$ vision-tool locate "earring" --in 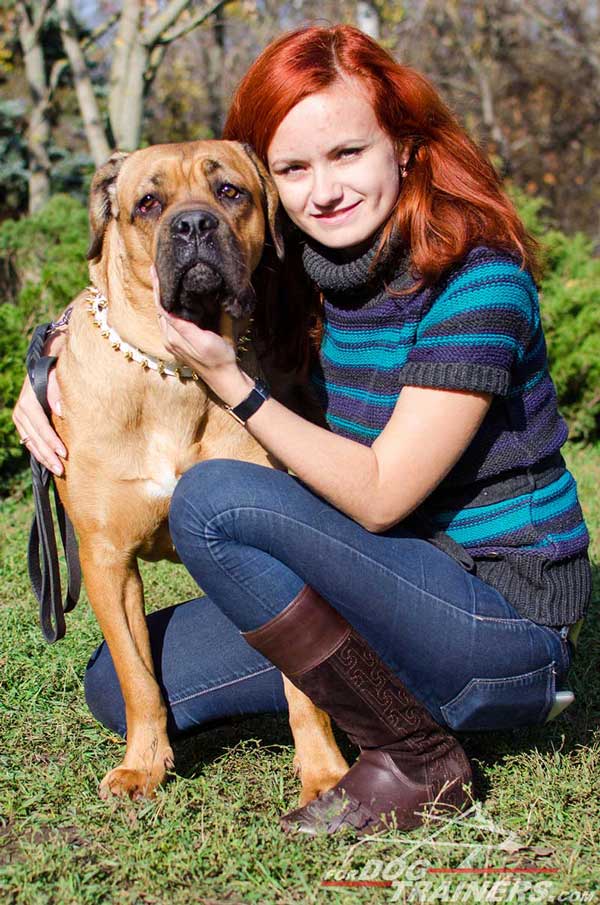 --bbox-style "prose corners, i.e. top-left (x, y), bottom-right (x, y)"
top-left (400, 165), bottom-right (408, 178)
